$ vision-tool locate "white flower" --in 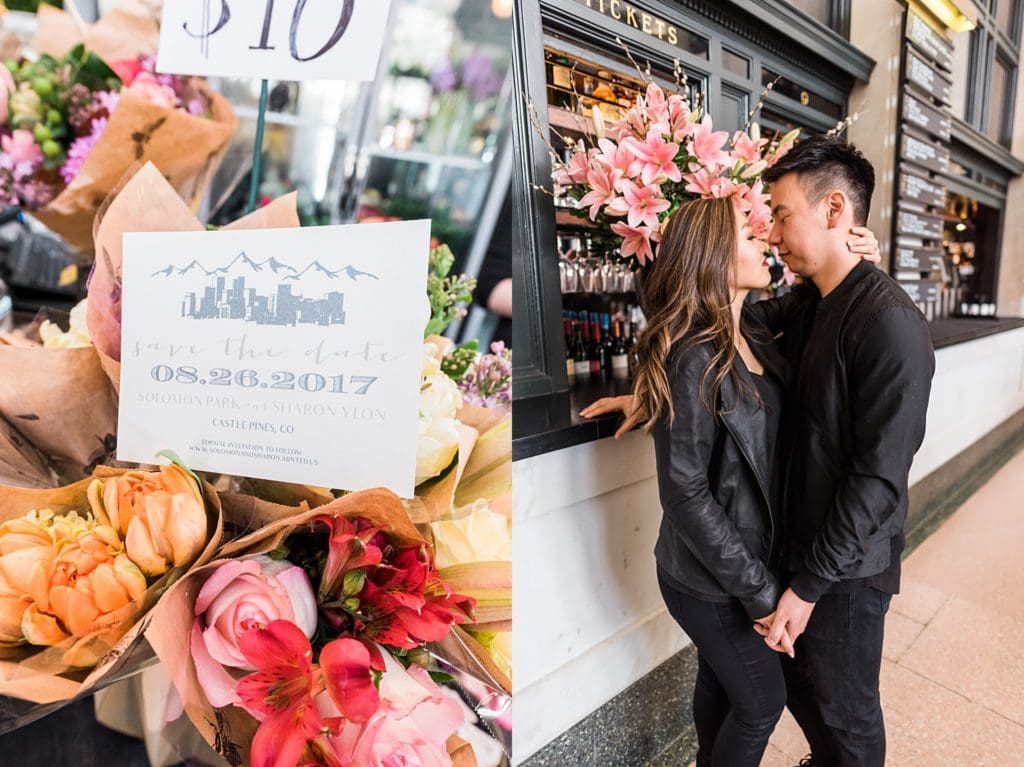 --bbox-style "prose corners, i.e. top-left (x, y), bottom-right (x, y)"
top-left (430, 499), bottom-right (511, 569)
top-left (416, 341), bottom-right (462, 485)
top-left (39, 298), bottom-right (91, 349)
